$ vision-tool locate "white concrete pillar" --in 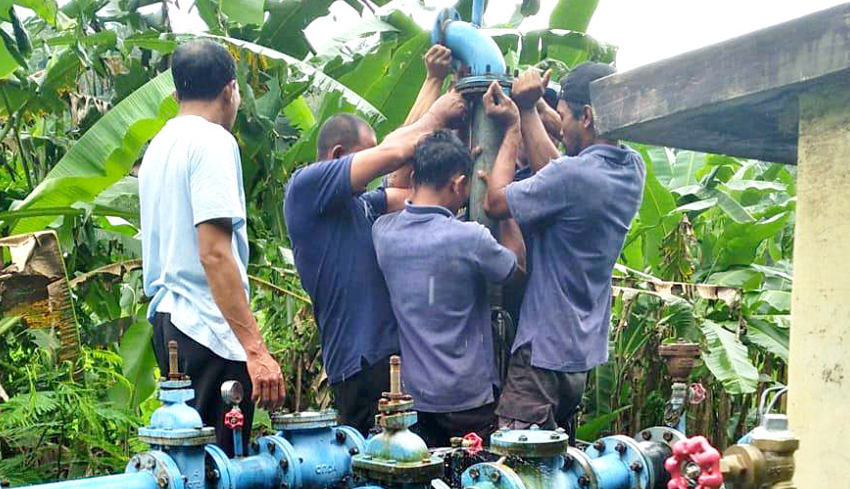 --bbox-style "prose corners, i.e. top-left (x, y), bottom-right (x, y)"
top-left (789, 82), bottom-right (850, 485)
